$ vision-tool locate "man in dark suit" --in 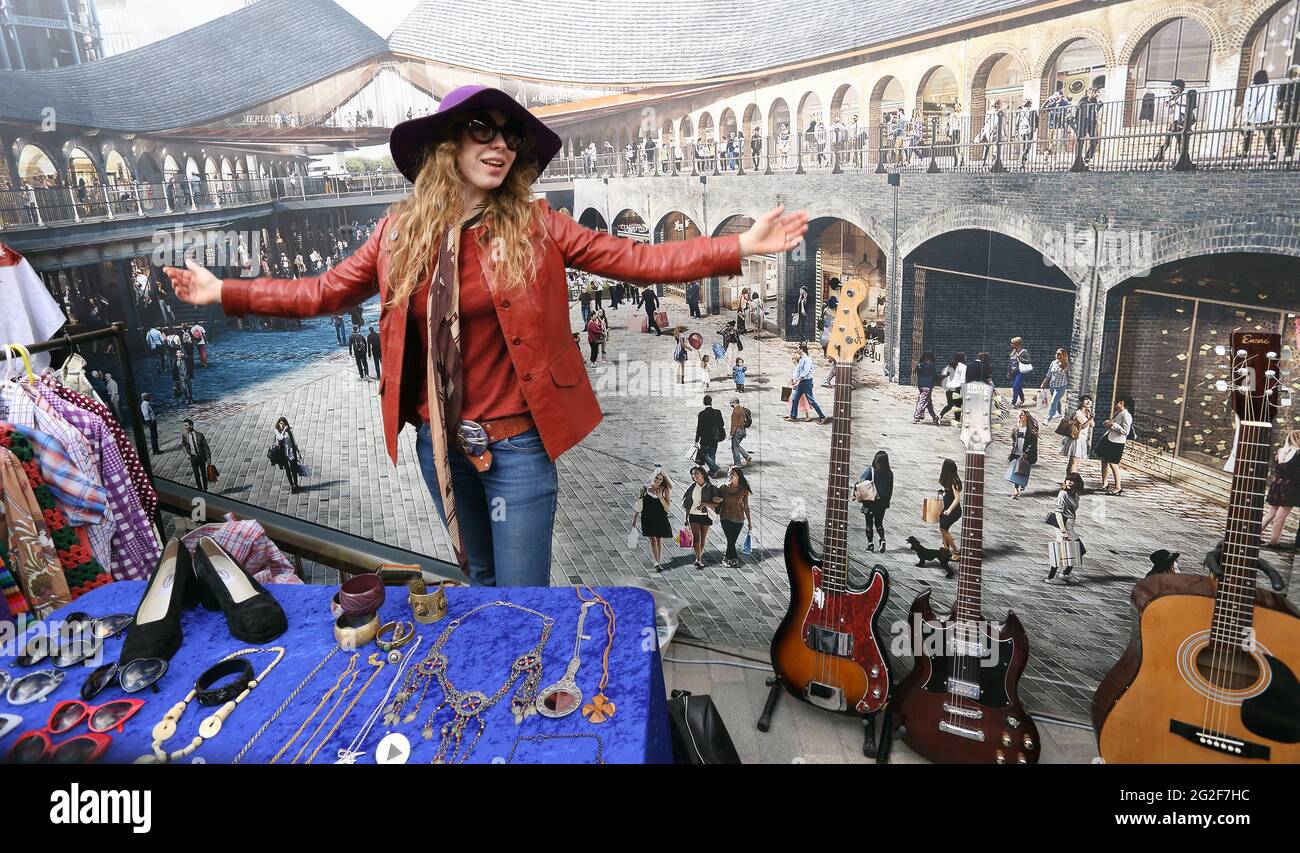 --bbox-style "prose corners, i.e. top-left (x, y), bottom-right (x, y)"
top-left (181, 418), bottom-right (211, 491)
top-left (642, 286), bottom-right (662, 335)
top-left (350, 324), bottom-right (370, 379)
top-left (686, 280), bottom-right (702, 319)
top-left (367, 323), bottom-right (382, 380)
top-left (695, 395), bottom-right (726, 478)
